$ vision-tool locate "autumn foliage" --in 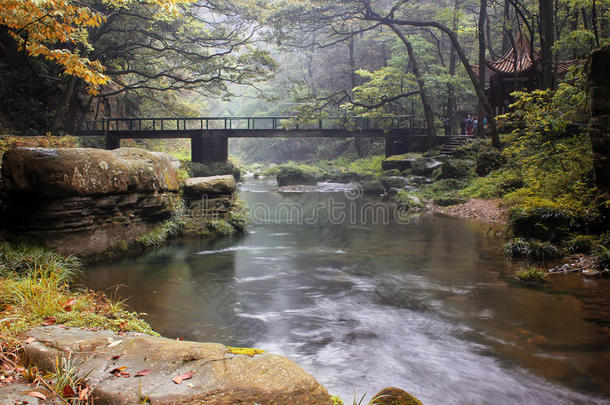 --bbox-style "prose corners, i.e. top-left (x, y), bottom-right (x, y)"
top-left (0, 0), bottom-right (193, 93)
